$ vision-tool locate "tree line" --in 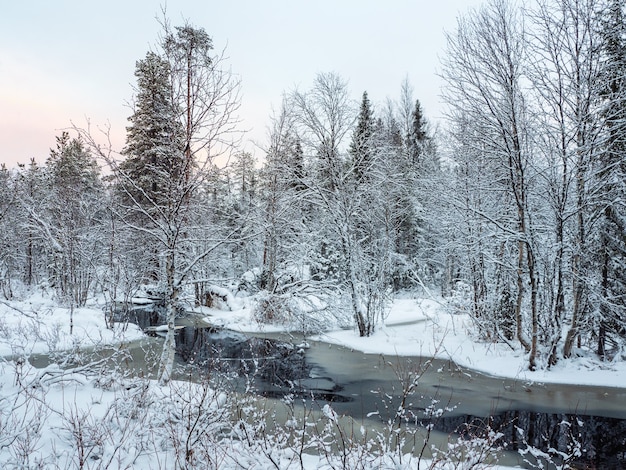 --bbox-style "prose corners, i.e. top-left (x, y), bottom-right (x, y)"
top-left (1, 0), bottom-right (626, 379)
top-left (442, 0), bottom-right (626, 369)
